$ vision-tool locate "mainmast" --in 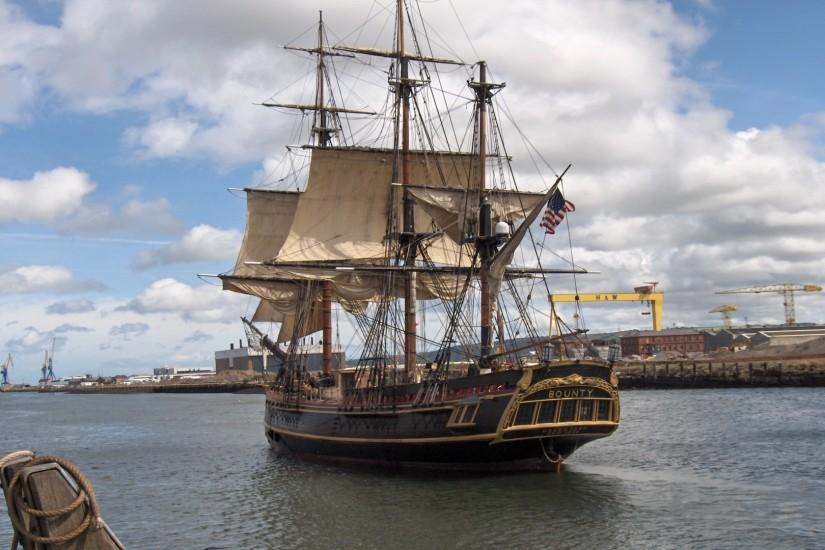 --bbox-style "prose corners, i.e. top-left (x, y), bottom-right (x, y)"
top-left (325, 1), bottom-right (463, 378)
top-left (398, 0), bottom-right (417, 378)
